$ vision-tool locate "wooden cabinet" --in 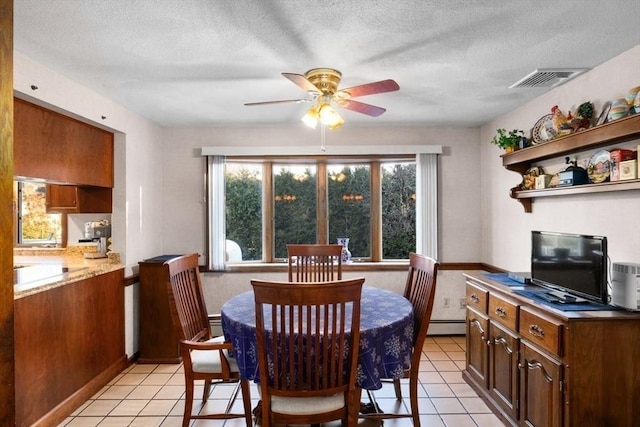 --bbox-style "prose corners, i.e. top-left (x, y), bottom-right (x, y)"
top-left (46, 184), bottom-right (112, 213)
top-left (502, 114), bottom-right (640, 212)
top-left (465, 306), bottom-right (489, 388)
top-left (14, 98), bottom-right (114, 187)
top-left (489, 321), bottom-right (519, 421)
top-left (14, 269), bottom-right (126, 426)
top-left (138, 254), bottom-right (187, 364)
top-left (463, 272), bottom-right (640, 427)
top-left (519, 341), bottom-right (563, 427)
